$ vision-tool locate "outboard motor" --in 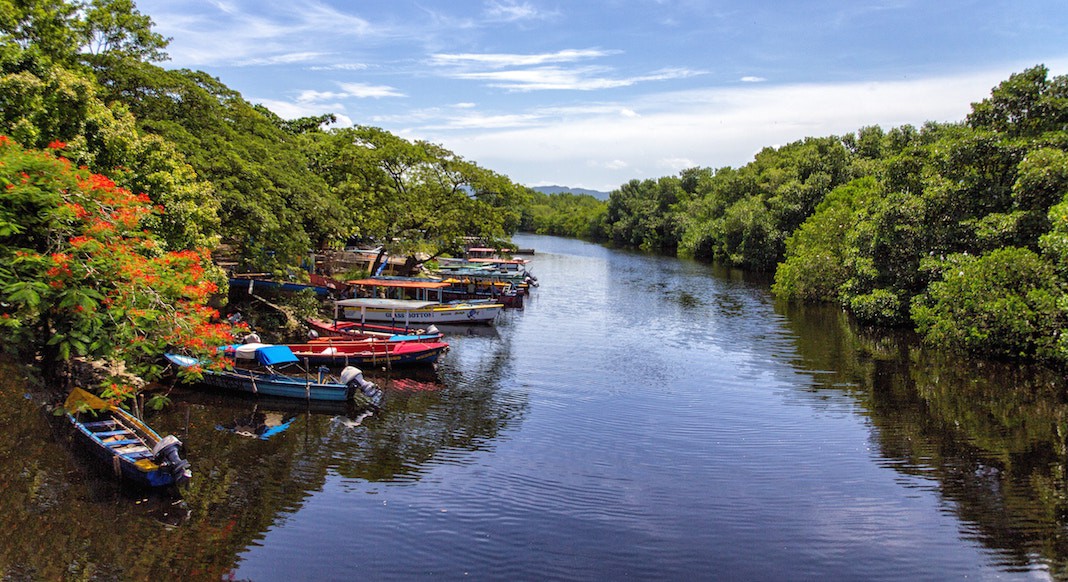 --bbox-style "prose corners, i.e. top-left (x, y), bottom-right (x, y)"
top-left (340, 366), bottom-right (383, 406)
top-left (152, 435), bottom-right (192, 487)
